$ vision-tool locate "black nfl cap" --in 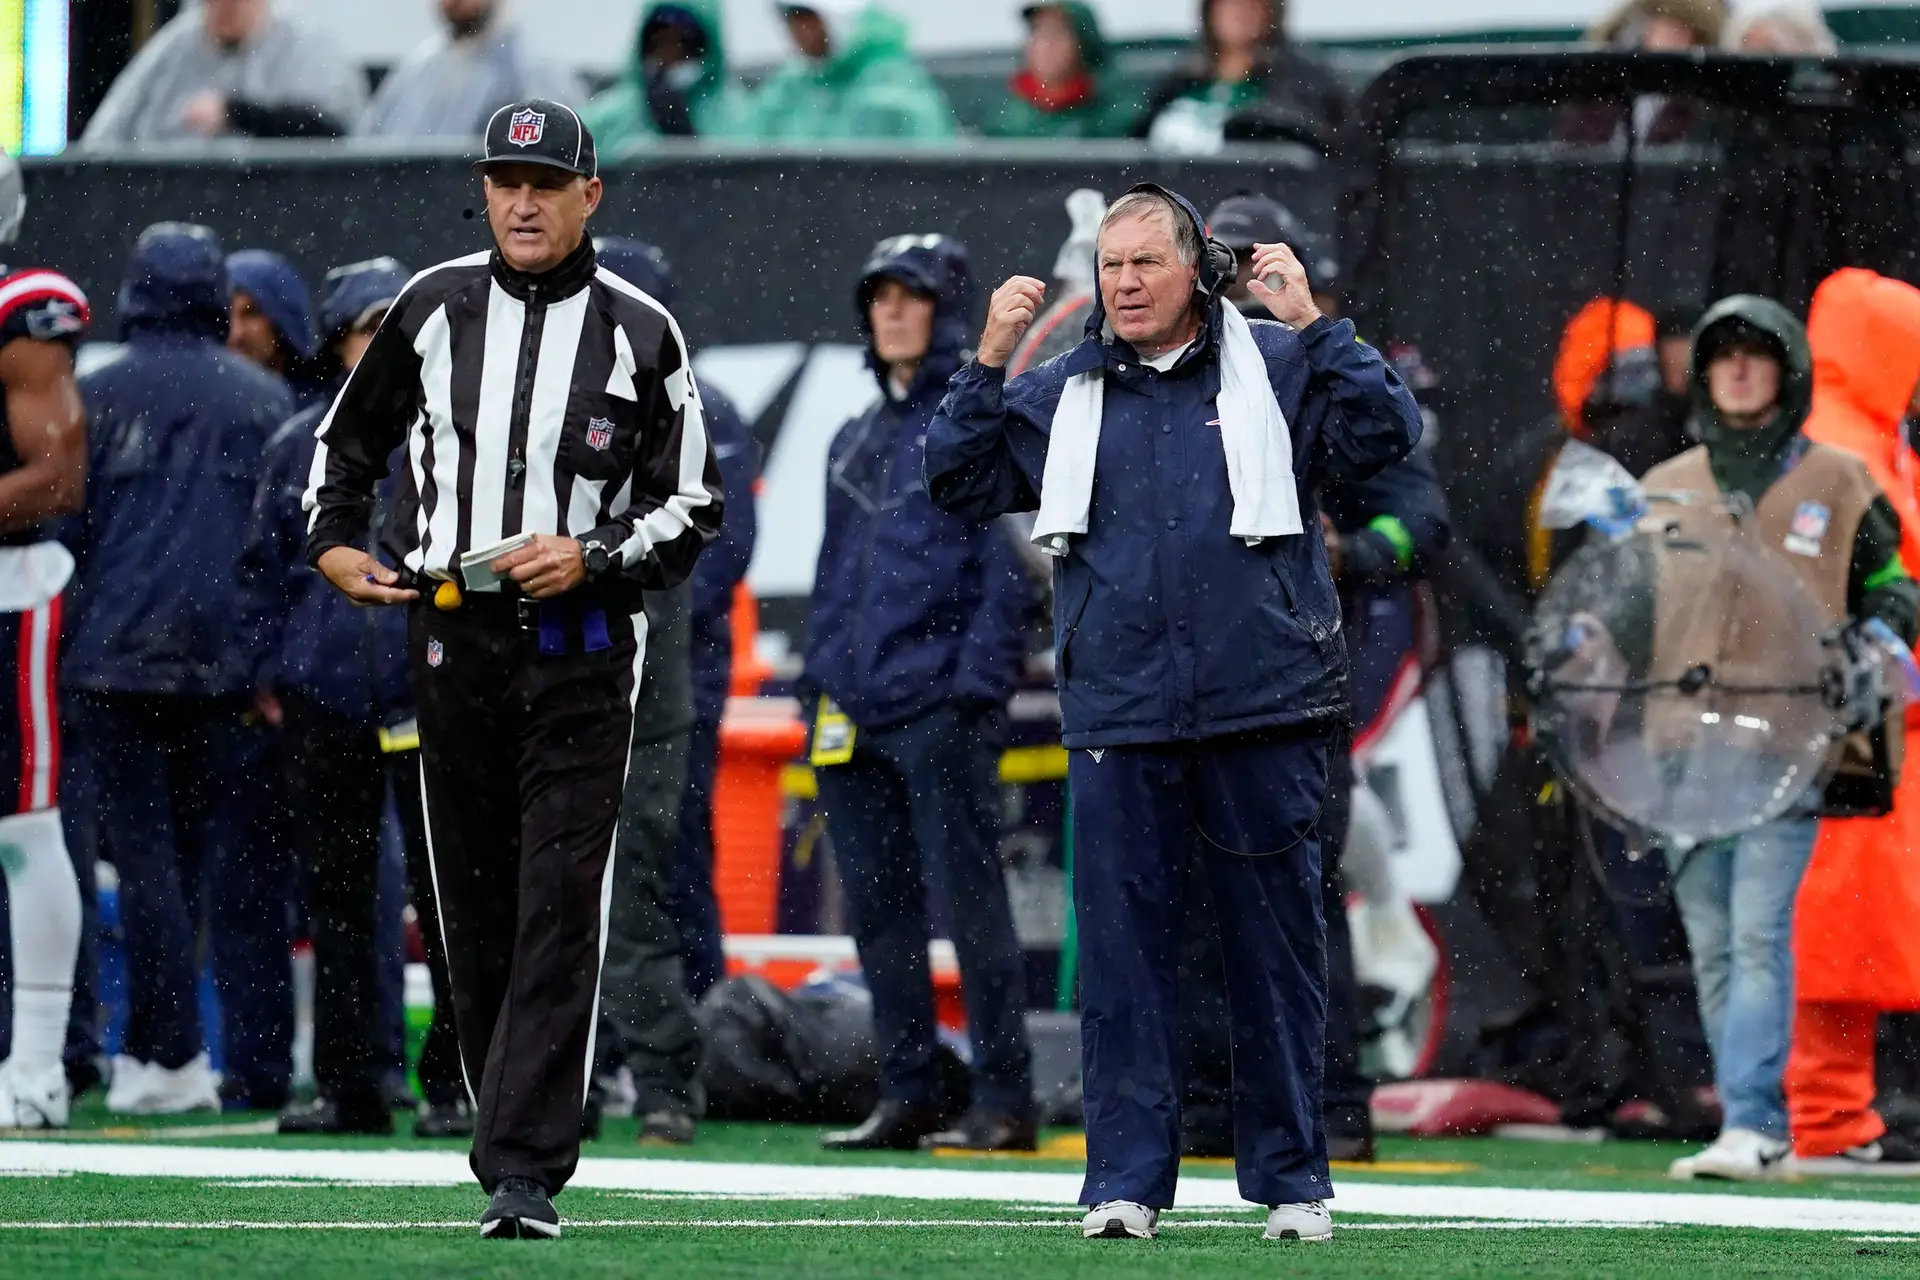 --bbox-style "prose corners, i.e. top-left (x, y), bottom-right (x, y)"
top-left (476, 98), bottom-right (597, 178)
